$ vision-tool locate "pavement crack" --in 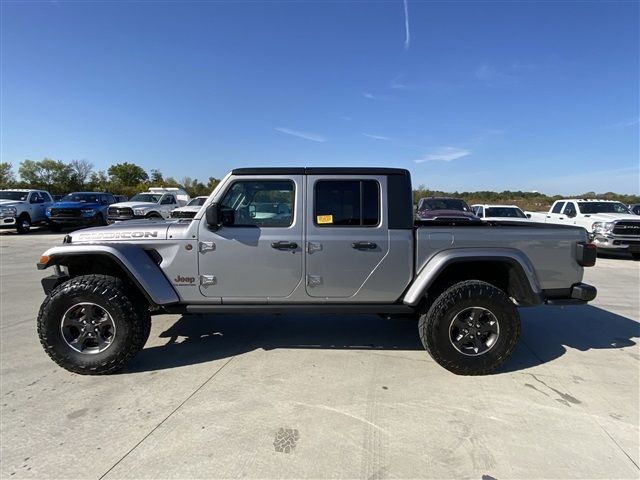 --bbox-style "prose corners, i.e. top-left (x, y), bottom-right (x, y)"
top-left (98, 356), bottom-right (236, 479)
